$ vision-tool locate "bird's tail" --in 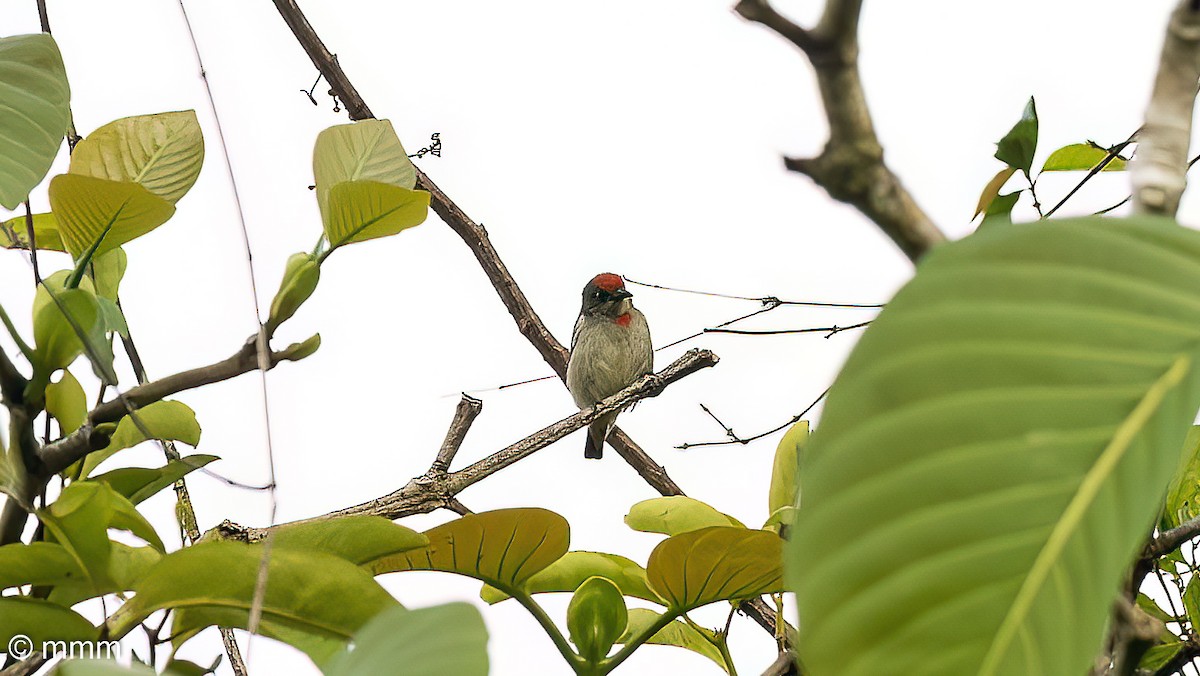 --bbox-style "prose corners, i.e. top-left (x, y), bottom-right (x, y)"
top-left (584, 417), bottom-right (613, 460)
